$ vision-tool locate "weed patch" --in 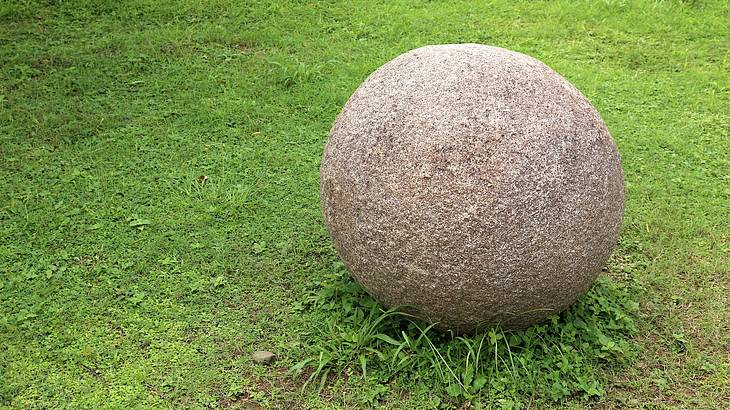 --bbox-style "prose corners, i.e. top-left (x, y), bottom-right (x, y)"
top-left (293, 262), bottom-right (640, 407)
